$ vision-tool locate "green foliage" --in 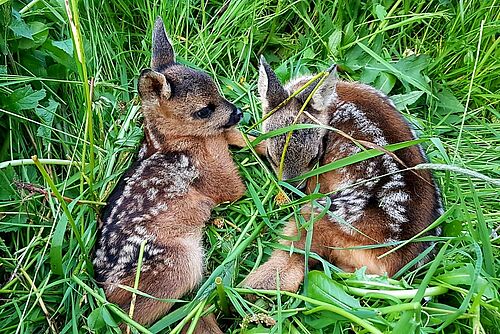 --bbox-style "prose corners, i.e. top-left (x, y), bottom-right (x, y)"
top-left (0, 0), bottom-right (499, 333)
